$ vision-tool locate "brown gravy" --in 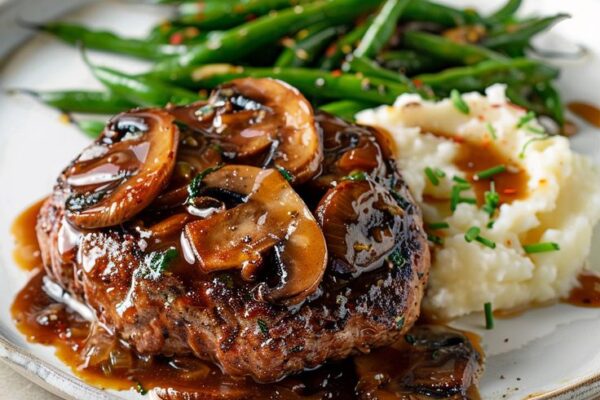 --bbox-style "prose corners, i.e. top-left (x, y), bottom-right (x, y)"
top-left (10, 201), bottom-right (482, 399)
top-left (568, 102), bottom-right (600, 128)
top-left (565, 273), bottom-right (600, 308)
top-left (454, 140), bottom-right (528, 206)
